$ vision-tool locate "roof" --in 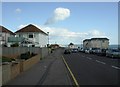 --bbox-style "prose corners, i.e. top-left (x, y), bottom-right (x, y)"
top-left (68, 43), bottom-right (74, 46)
top-left (83, 39), bottom-right (91, 42)
top-left (83, 38), bottom-right (109, 42)
top-left (0, 26), bottom-right (15, 35)
top-left (15, 24), bottom-right (48, 35)
top-left (91, 38), bottom-right (109, 40)
top-left (50, 44), bottom-right (59, 47)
